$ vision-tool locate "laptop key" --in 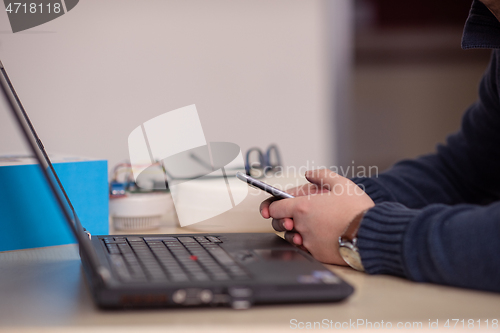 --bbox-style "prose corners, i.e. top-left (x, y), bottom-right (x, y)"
top-left (118, 244), bottom-right (133, 253)
top-left (193, 274), bottom-right (210, 281)
top-left (105, 239), bottom-right (127, 244)
top-left (171, 274), bottom-right (190, 282)
top-left (207, 248), bottom-right (236, 265)
top-left (109, 254), bottom-right (132, 280)
top-left (178, 237), bottom-right (197, 243)
top-left (195, 236), bottom-right (210, 243)
top-left (201, 243), bottom-right (219, 249)
top-left (126, 237), bottom-right (143, 242)
top-left (106, 246), bottom-right (121, 254)
top-left (213, 273), bottom-right (230, 281)
top-left (207, 236), bottom-right (222, 243)
top-left (144, 237), bottom-right (176, 242)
